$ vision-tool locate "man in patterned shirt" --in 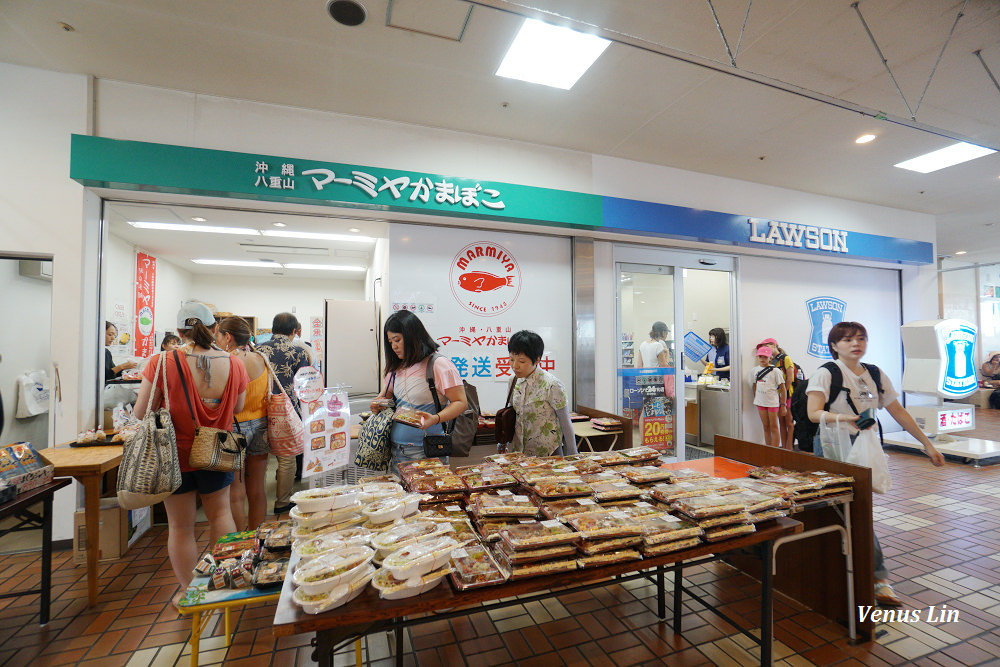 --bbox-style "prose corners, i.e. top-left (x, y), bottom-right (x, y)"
top-left (258, 312), bottom-right (312, 514)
